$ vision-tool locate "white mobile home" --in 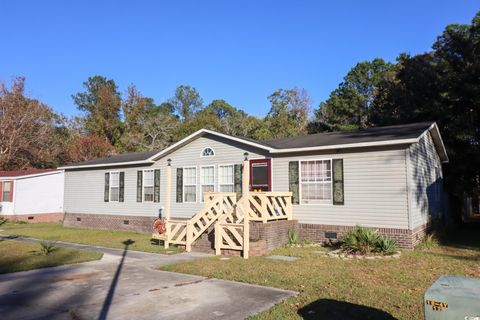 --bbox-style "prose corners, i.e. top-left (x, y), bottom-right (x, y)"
top-left (0, 169), bottom-right (64, 222)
